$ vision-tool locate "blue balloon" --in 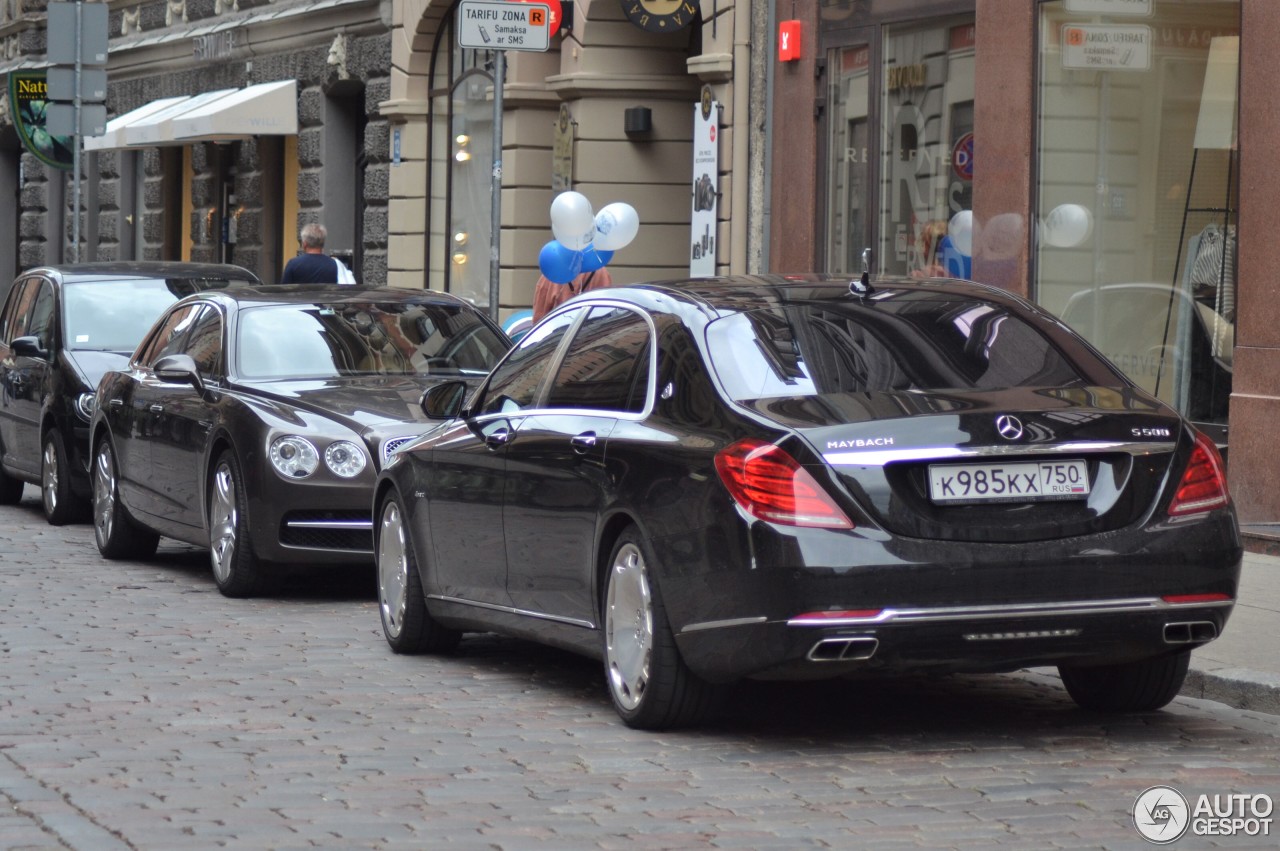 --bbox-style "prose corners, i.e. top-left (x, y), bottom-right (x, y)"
top-left (580, 246), bottom-right (614, 273)
top-left (538, 240), bottom-right (583, 284)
